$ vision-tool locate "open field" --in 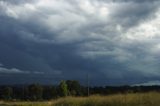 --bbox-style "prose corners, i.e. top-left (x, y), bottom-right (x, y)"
top-left (0, 92), bottom-right (160, 106)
